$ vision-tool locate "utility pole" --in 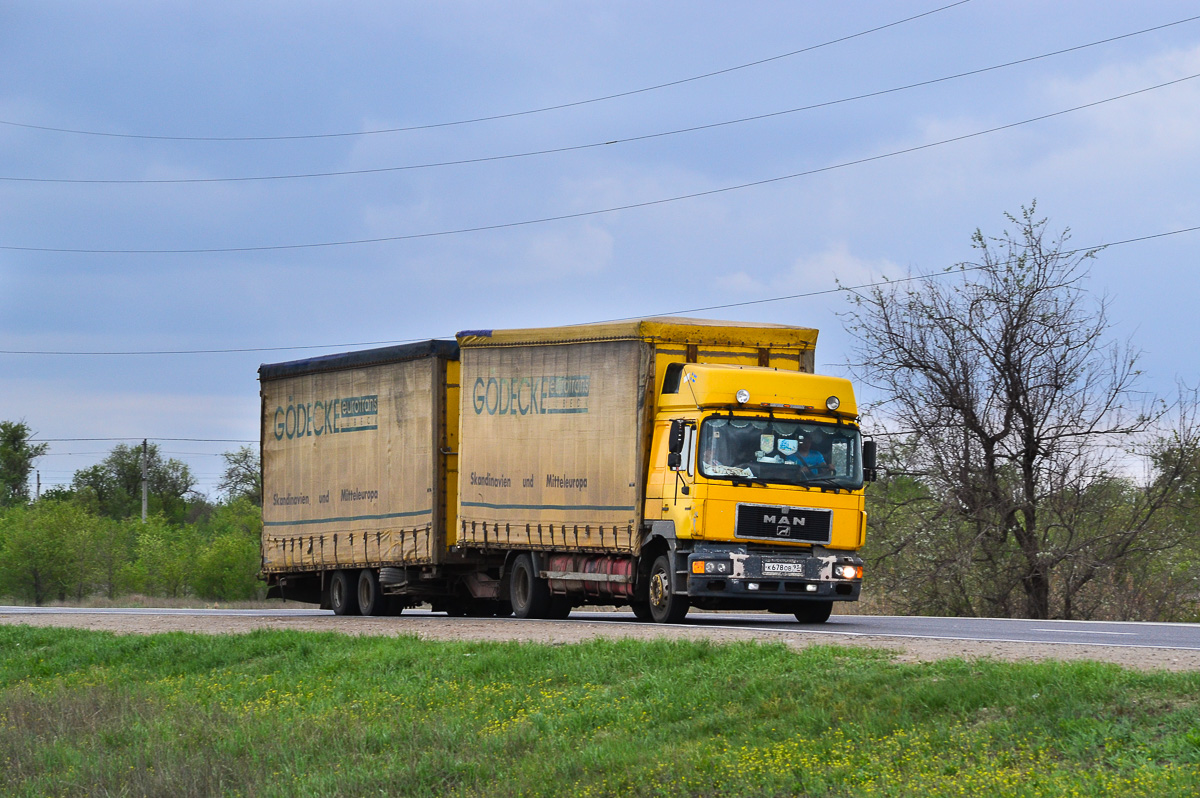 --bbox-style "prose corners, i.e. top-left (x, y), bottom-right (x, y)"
top-left (36, 471), bottom-right (40, 501)
top-left (141, 439), bottom-right (148, 523)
